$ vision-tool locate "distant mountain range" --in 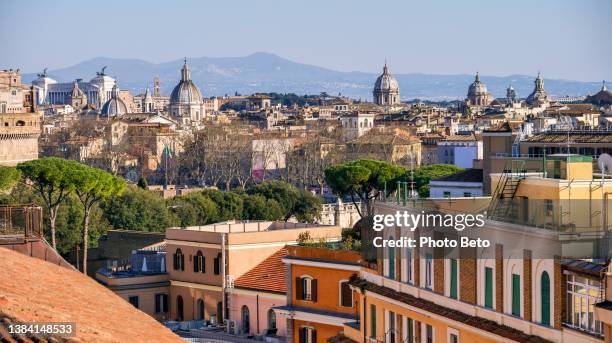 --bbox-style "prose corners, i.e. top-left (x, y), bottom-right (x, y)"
top-left (21, 52), bottom-right (605, 101)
